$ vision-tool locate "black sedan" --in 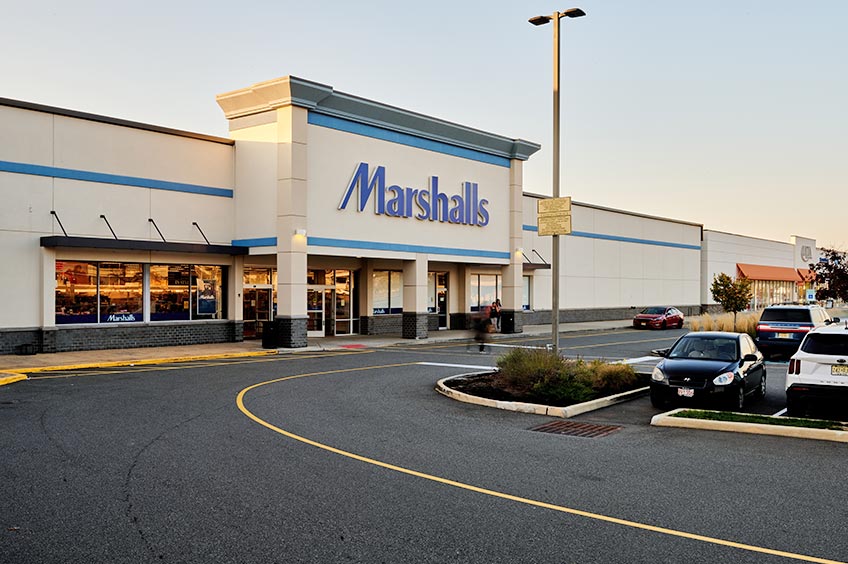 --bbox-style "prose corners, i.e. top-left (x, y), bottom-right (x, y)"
top-left (650, 331), bottom-right (767, 410)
